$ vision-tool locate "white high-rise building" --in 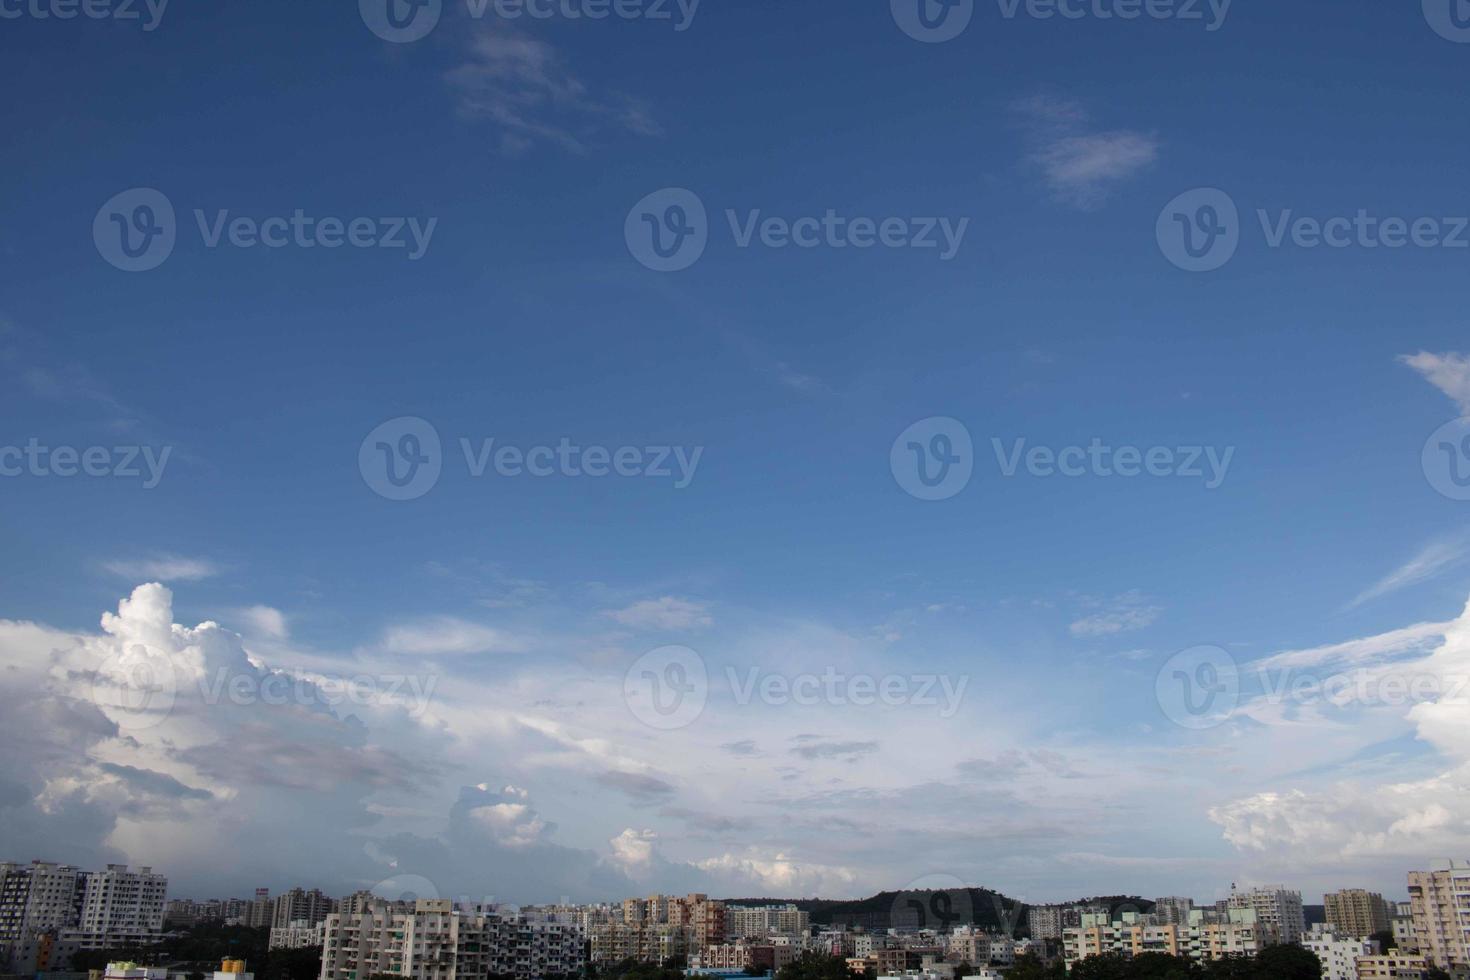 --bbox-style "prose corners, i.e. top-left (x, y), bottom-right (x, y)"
top-left (1304, 926), bottom-right (1378, 980)
top-left (65, 865), bottom-right (167, 950)
top-left (321, 899), bottom-right (585, 980)
top-left (1226, 885), bottom-right (1304, 945)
